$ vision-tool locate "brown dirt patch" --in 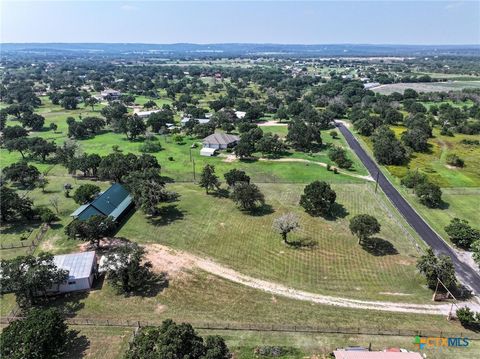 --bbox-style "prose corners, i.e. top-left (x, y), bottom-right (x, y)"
top-left (144, 244), bottom-right (196, 279)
